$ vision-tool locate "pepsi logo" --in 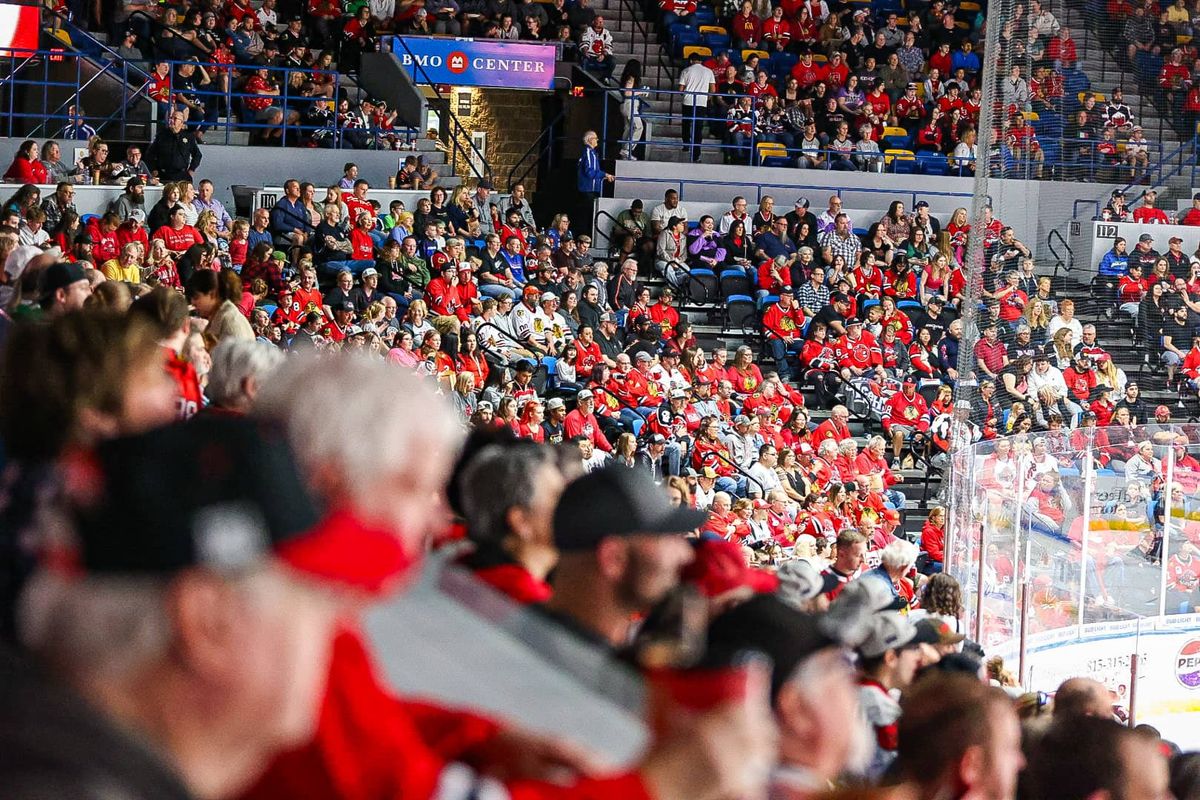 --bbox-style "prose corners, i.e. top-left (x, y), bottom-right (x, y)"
top-left (1176, 639), bottom-right (1200, 688)
top-left (447, 52), bottom-right (469, 74)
